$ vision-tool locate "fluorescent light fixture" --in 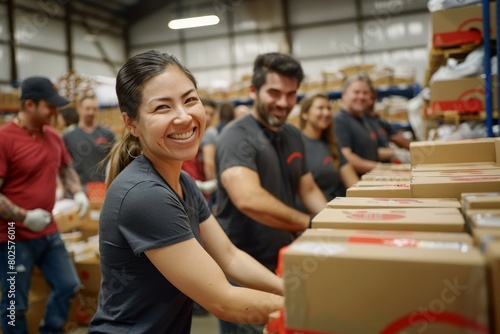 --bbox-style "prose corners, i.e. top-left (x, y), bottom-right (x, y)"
top-left (168, 15), bottom-right (220, 30)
